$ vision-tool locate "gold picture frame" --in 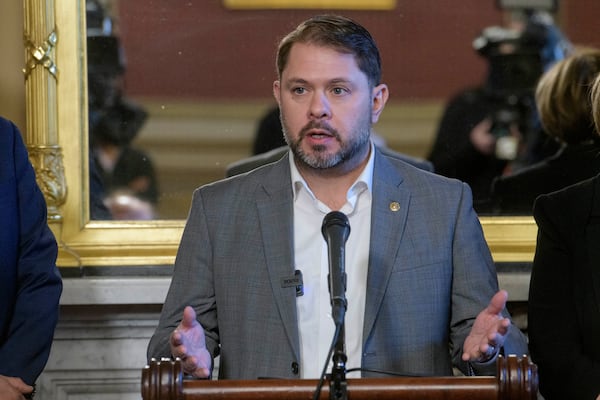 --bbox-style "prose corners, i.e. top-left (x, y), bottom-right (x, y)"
top-left (223, 0), bottom-right (397, 10)
top-left (24, 0), bottom-right (537, 267)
